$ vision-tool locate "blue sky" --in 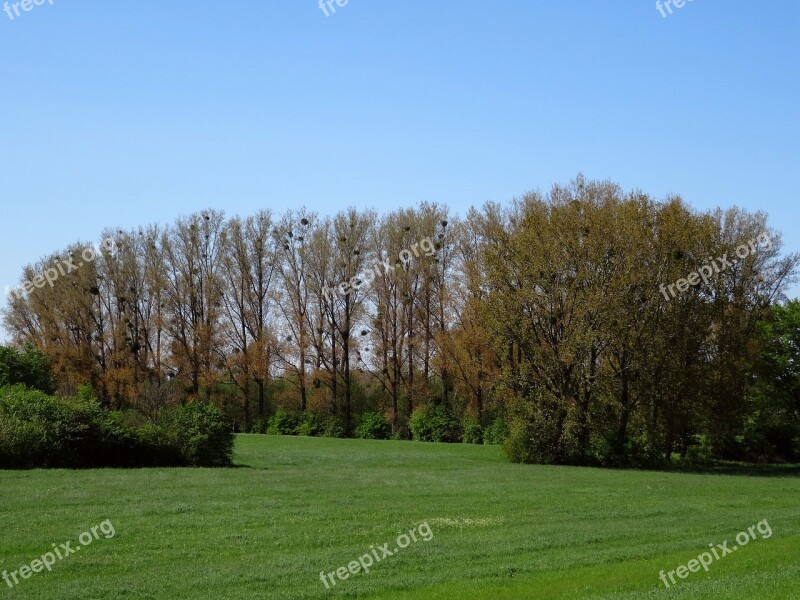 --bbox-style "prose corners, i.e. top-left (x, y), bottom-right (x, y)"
top-left (1, 0), bottom-right (799, 339)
